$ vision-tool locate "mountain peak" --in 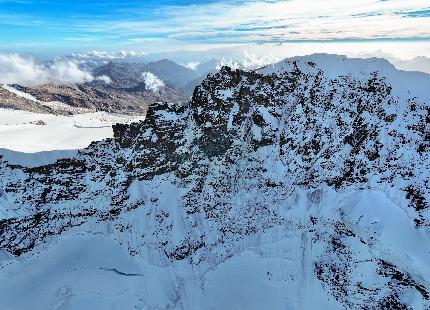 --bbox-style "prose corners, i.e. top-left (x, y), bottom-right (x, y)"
top-left (1, 55), bottom-right (430, 309)
top-left (259, 53), bottom-right (396, 76)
